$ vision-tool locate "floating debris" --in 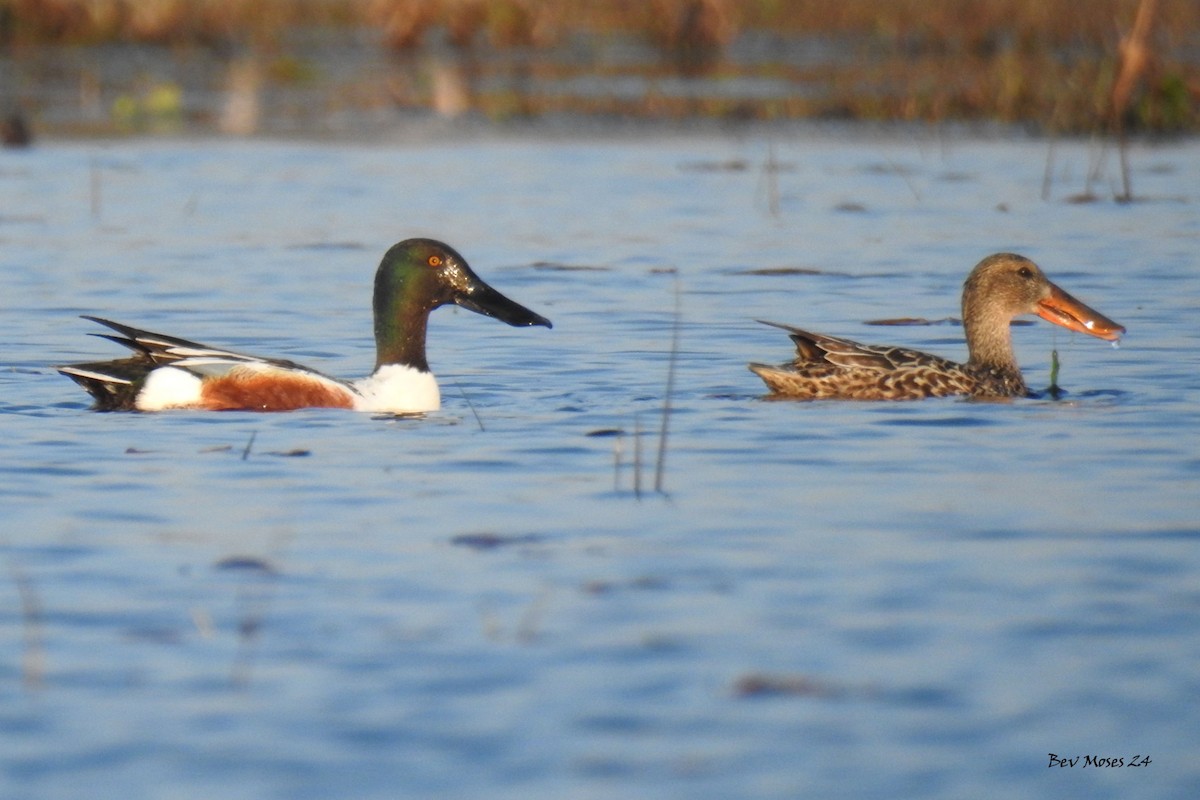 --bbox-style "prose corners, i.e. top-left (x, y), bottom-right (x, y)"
top-left (450, 532), bottom-right (544, 551)
top-left (678, 159), bottom-right (750, 172)
top-left (733, 672), bottom-right (847, 699)
top-left (214, 556), bottom-right (277, 574)
top-left (733, 267), bottom-right (826, 276)
top-left (582, 575), bottom-right (670, 595)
